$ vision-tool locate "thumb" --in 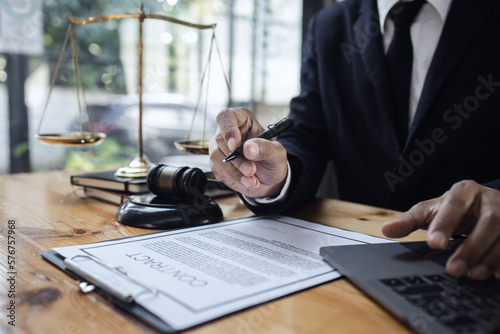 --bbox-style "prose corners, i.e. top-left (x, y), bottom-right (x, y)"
top-left (382, 200), bottom-right (437, 238)
top-left (243, 138), bottom-right (287, 163)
